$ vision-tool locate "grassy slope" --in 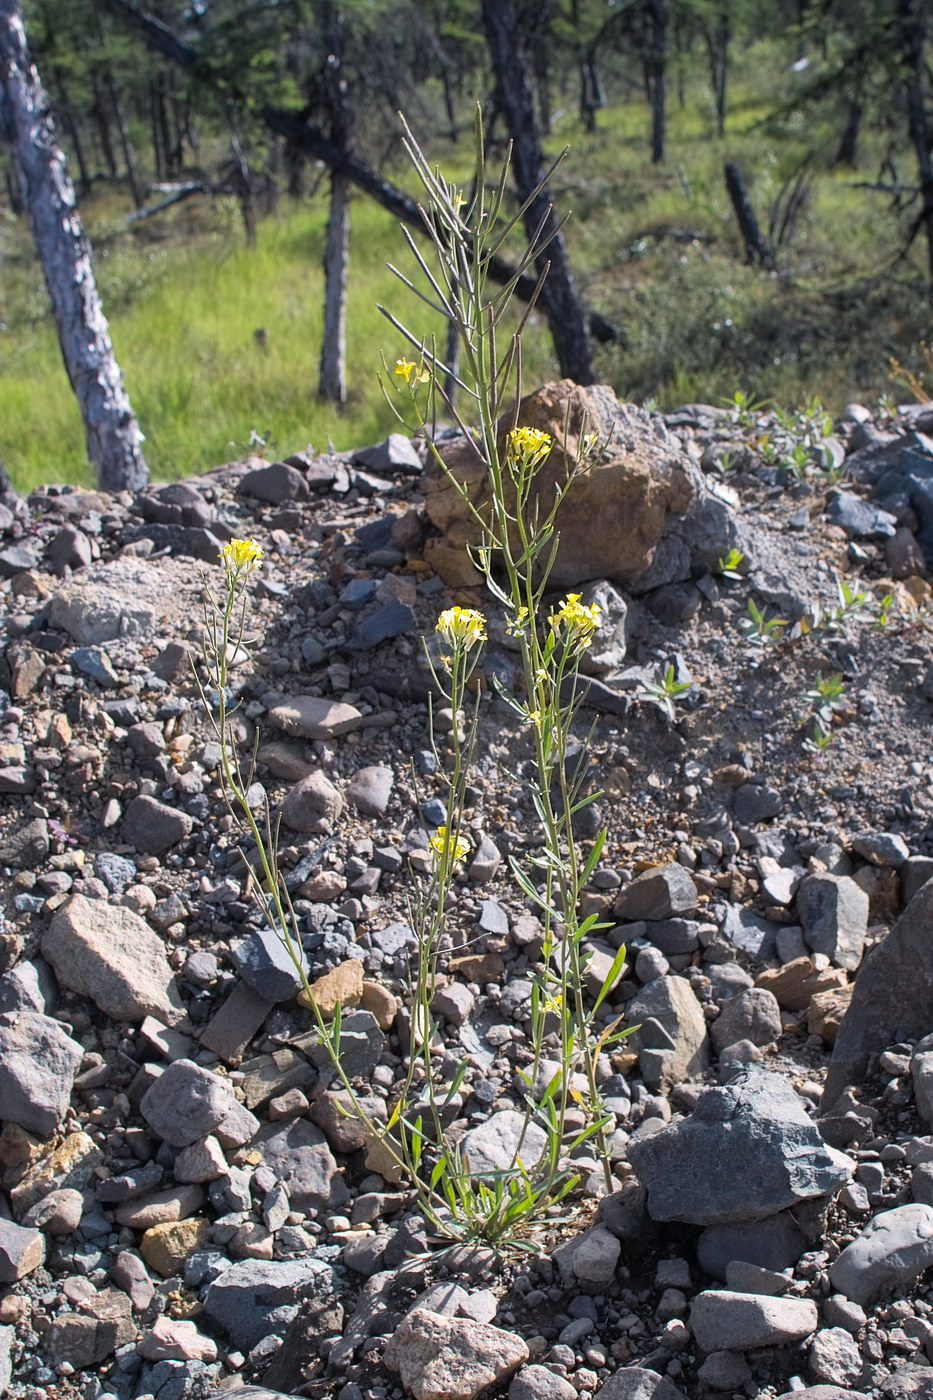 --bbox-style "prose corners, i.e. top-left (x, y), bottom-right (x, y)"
top-left (0, 43), bottom-right (927, 490)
